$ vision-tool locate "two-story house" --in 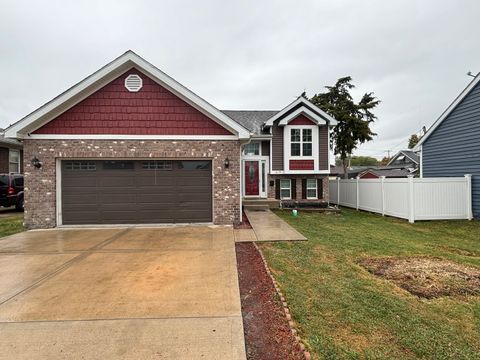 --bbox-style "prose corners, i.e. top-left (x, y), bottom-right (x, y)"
top-left (5, 51), bottom-right (336, 228)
